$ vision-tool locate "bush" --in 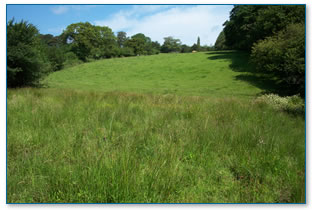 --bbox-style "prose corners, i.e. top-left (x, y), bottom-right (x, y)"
top-left (7, 19), bottom-right (50, 87)
top-left (46, 46), bottom-right (66, 71)
top-left (63, 52), bottom-right (83, 68)
top-left (120, 47), bottom-right (135, 57)
top-left (255, 94), bottom-right (304, 114)
top-left (251, 23), bottom-right (305, 96)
